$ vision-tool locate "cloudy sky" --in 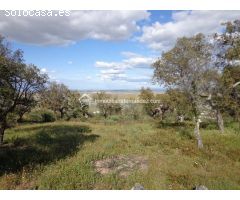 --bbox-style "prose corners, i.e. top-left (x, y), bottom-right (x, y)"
top-left (0, 10), bottom-right (239, 90)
